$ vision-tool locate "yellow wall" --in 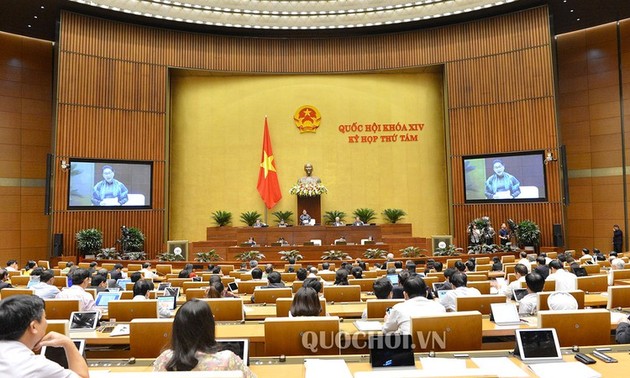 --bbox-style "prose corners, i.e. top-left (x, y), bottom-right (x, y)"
top-left (169, 71), bottom-right (448, 241)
